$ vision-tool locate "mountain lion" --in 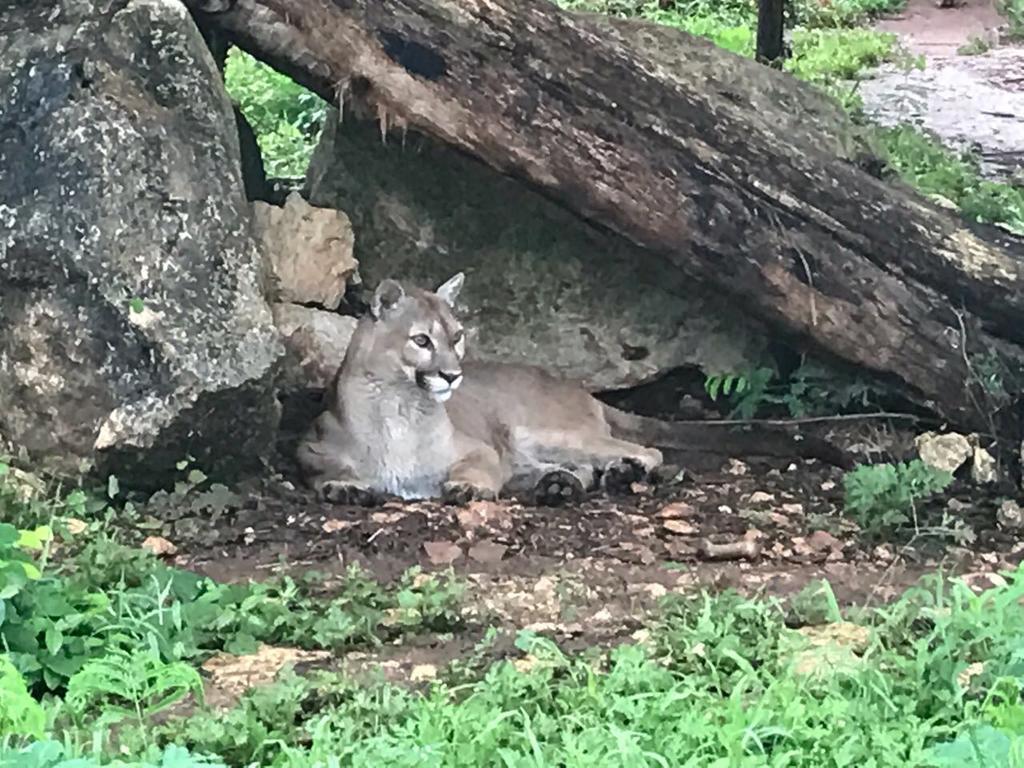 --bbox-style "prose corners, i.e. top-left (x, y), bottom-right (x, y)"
top-left (297, 273), bottom-right (847, 506)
